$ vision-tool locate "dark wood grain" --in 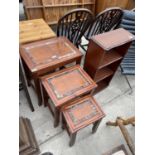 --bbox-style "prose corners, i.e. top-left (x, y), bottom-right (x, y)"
top-left (20, 37), bottom-right (83, 105)
top-left (41, 65), bottom-right (97, 127)
top-left (61, 95), bottom-right (105, 146)
top-left (84, 28), bottom-right (134, 93)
